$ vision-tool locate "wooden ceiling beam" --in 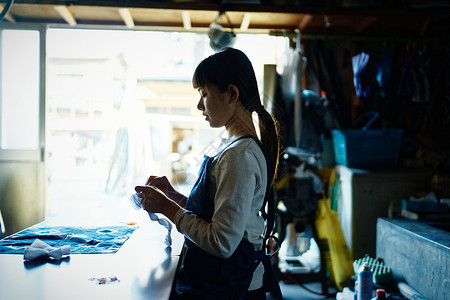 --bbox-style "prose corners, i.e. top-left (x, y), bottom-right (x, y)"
top-left (420, 17), bottom-right (430, 36)
top-left (354, 16), bottom-right (378, 33)
top-left (118, 8), bottom-right (134, 28)
top-left (181, 11), bottom-right (191, 30)
top-left (54, 5), bottom-right (77, 26)
top-left (298, 14), bottom-right (313, 31)
top-left (12, 0), bottom-right (450, 18)
top-left (240, 13), bottom-right (251, 31)
top-left (5, 1), bottom-right (449, 36)
top-left (0, 4), bottom-right (16, 23)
